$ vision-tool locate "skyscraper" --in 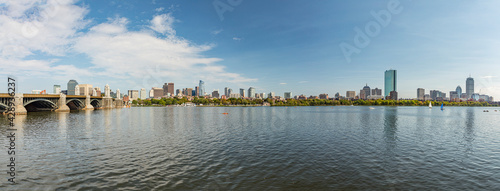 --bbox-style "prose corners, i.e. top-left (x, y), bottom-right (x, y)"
top-left (140, 88), bottom-right (147, 99)
top-left (362, 84), bottom-right (371, 99)
top-left (248, 87), bottom-right (256, 98)
top-left (162, 83), bottom-right (168, 96)
top-left (384, 70), bottom-right (397, 97)
top-left (199, 80), bottom-right (205, 96)
top-left (53, 85), bottom-right (61, 94)
top-left (67, 79), bottom-right (78, 95)
top-left (240, 88), bottom-right (246, 98)
top-left (168, 83), bottom-right (175, 96)
top-left (417, 88), bottom-right (425, 100)
top-left (224, 87), bottom-right (229, 97)
top-left (456, 86), bottom-right (462, 98)
top-left (466, 77), bottom-right (474, 99)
